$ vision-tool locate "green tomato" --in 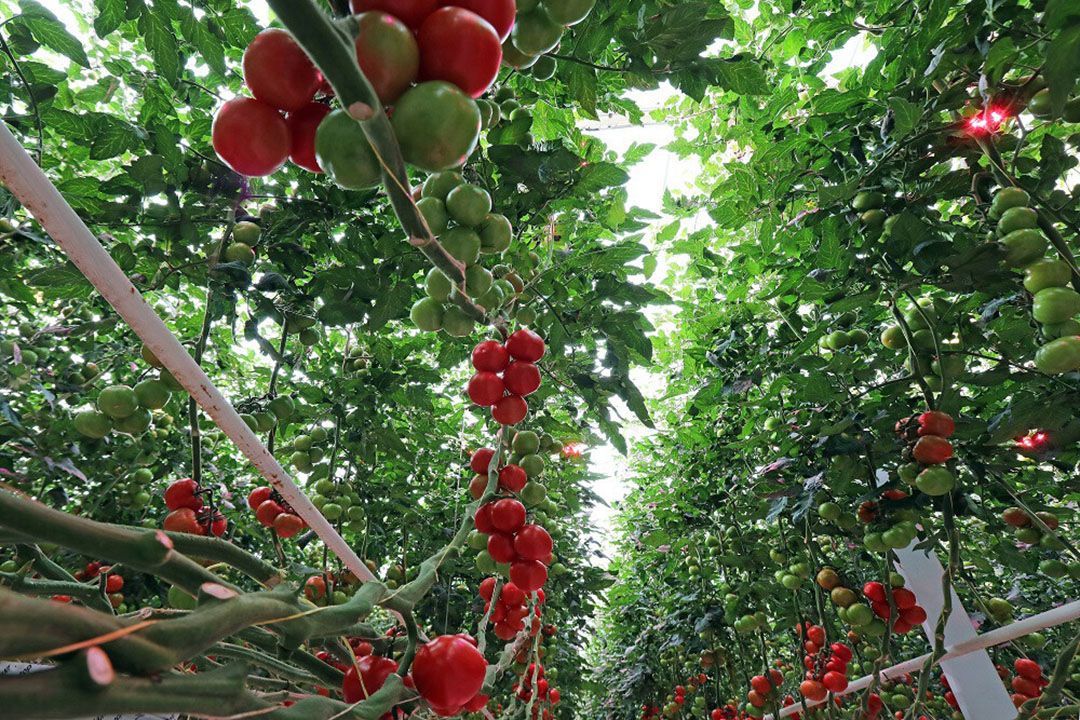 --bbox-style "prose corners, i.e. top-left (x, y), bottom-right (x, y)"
top-left (1001, 228), bottom-right (1049, 268)
top-left (392, 82), bottom-right (481, 172)
top-left (422, 171), bottom-right (464, 201)
top-left (846, 603), bottom-right (873, 627)
top-left (531, 54), bottom-right (557, 80)
top-left (74, 409), bottom-right (112, 439)
top-left (860, 209), bottom-right (886, 229)
top-left (479, 213), bottom-right (513, 253)
top-left (916, 466), bottom-right (955, 496)
top-left (410, 298), bottom-right (444, 332)
top-left (1043, 318), bottom-right (1080, 339)
top-left (991, 187), bottom-right (1031, 217)
top-left (1025, 258), bottom-right (1072, 293)
top-left (511, 6), bottom-right (563, 55)
top-left (997, 206), bottom-right (1039, 235)
top-left (97, 385), bottom-right (139, 419)
top-left (880, 325), bottom-right (906, 349)
top-left (520, 481), bottom-right (547, 506)
top-left (781, 574), bottom-right (802, 590)
top-left (1028, 88), bottom-right (1053, 117)
top-left (512, 430), bottom-right (541, 455)
top-left (115, 408), bottom-right (152, 435)
top-left (233, 220), bottom-right (262, 245)
top-left (852, 191), bottom-right (885, 211)
top-left (818, 502), bottom-right (841, 522)
top-left (315, 109), bottom-right (381, 190)
top-left (501, 38), bottom-right (539, 69)
top-left (1033, 287), bottom-right (1080, 324)
top-left (464, 265), bottom-right (493, 296)
top-left (543, 0), bottom-right (595, 25)
top-left (417, 197), bottom-right (449, 235)
top-left (441, 305), bottom-right (475, 337)
top-left (441, 227), bottom-right (482, 265)
top-left (268, 395), bottom-right (294, 420)
top-left (520, 453), bottom-right (545, 478)
top-left (425, 268), bottom-right (453, 302)
top-left (445, 183), bottom-right (492, 227)
top-left (1036, 336), bottom-right (1080, 374)
top-left (322, 502), bottom-right (343, 521)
